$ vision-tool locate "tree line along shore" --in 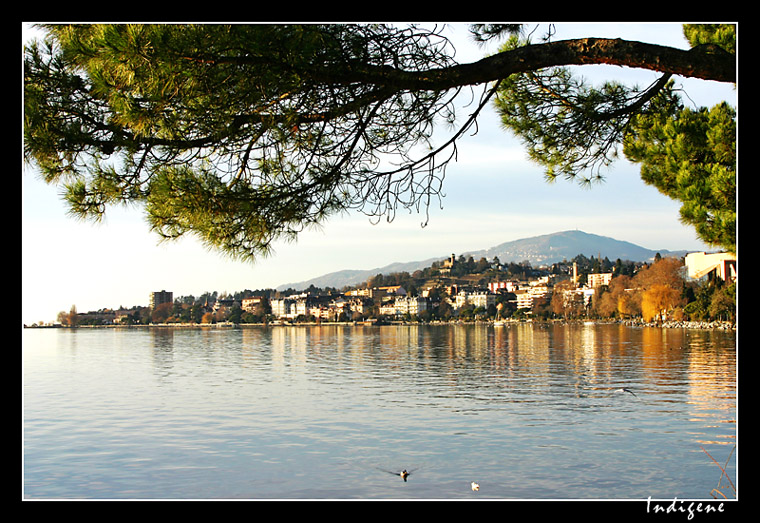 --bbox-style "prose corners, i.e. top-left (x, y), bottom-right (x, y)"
top-left (29, 318), bottom-right (735, 331)
top-left (30, 252), bottom-right (736, 330)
